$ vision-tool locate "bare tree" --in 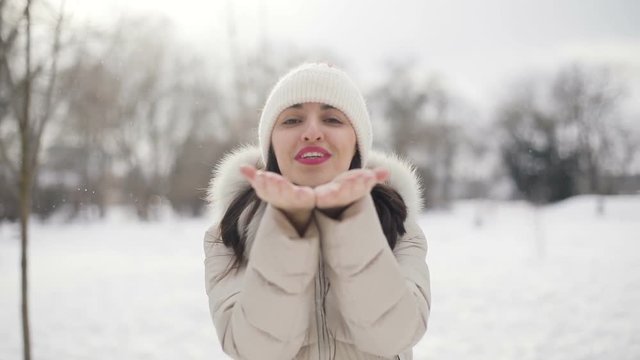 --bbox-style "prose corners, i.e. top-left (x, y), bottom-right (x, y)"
top-left (49, 16), bottom-right (202, 220)
top-left (370, 62), bottom-right (466, 208)
top-left (498, 85), bottom-right (579, 203)
top-left (497, 64), bottom-right (633, 205)
top-left (552, 65), bottom-right (625, 195)
top-left (0, 0), bottom-right (66, 358)
top-left (421, 81), bottom-right (464, 207)
top-left (52, 40), bottom-right (124, 218)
